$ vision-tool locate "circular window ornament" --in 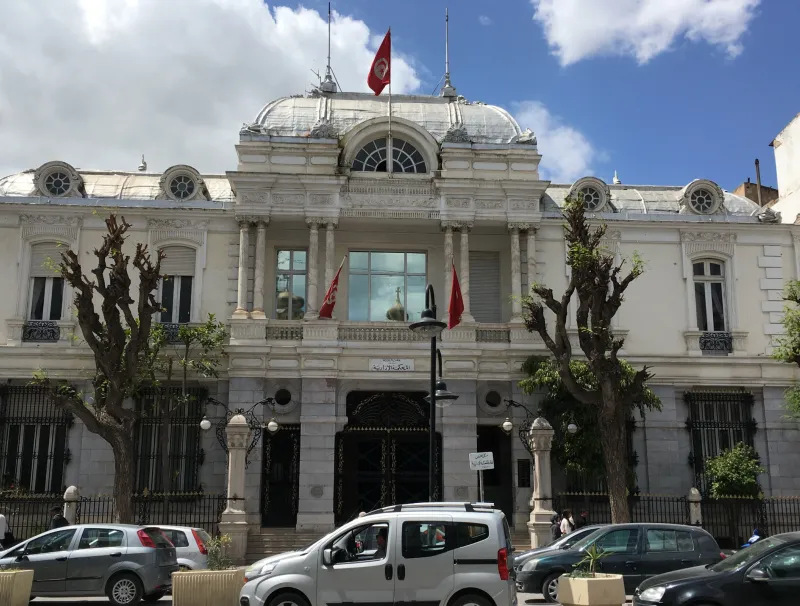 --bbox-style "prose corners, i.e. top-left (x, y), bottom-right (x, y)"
top-left (689, 188), bottom-right (715, 214)
top-left (485, 391), bottom-right (502, 409)
top-left (580, 186), bottom-right (602, 211)
top-left (169, 175), bottom-right (196, 200)
top-left (275, 388), bottom-right (292, 407)
top-left (44, 171), bottom-right (71, 196)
